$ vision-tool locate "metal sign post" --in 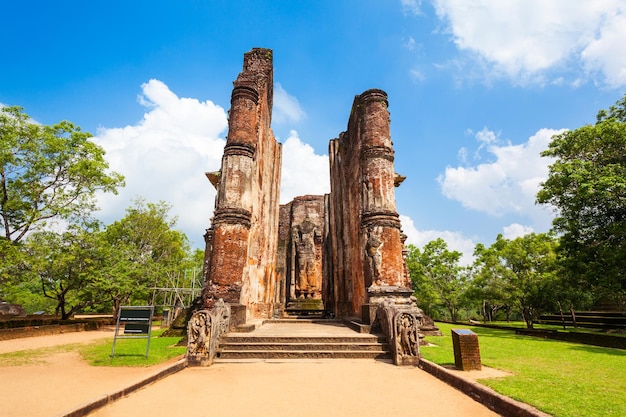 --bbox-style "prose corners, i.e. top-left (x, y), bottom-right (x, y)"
top-left (111, 306), bottom-right (154, 358)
